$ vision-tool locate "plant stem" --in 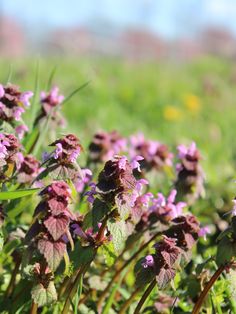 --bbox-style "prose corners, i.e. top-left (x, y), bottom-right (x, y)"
top-left (61, 255), bottom-right (95, 314)
top-left (97, 230), bottom-right (162, 310)
top-left (5, 257), bottom-right (21, 298)
top-left (134, 279), bottom-right (156, 314)
top-left (192, 264), bottom-right (225, 314)
top-left (118, 286), bottom-right (142, 314)
top-left (30, 301), bottom-right (38, 314)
